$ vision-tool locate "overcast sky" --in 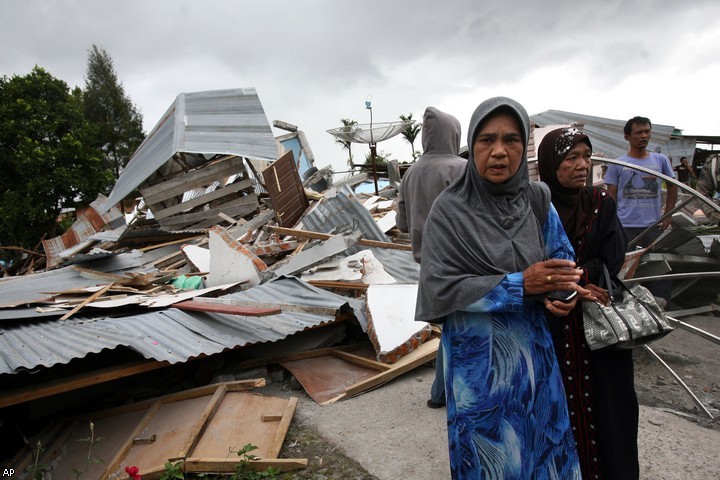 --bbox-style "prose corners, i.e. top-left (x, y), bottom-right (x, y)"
top-left (2, 0), bottom-right (719, 175)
